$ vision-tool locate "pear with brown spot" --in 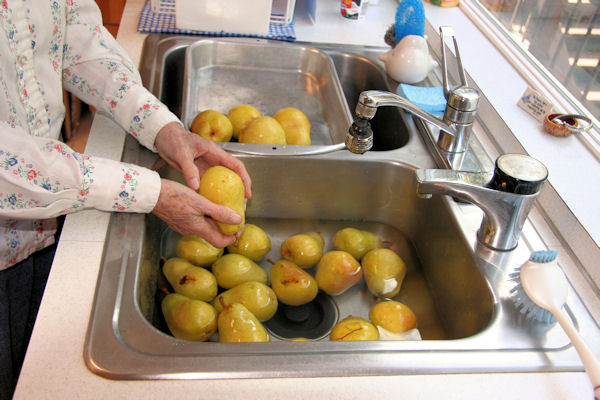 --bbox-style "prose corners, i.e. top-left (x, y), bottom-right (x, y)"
top-left (270, 259), bottom-right (318, 306)
top-left (162, 257), bottom-right (218, 302)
